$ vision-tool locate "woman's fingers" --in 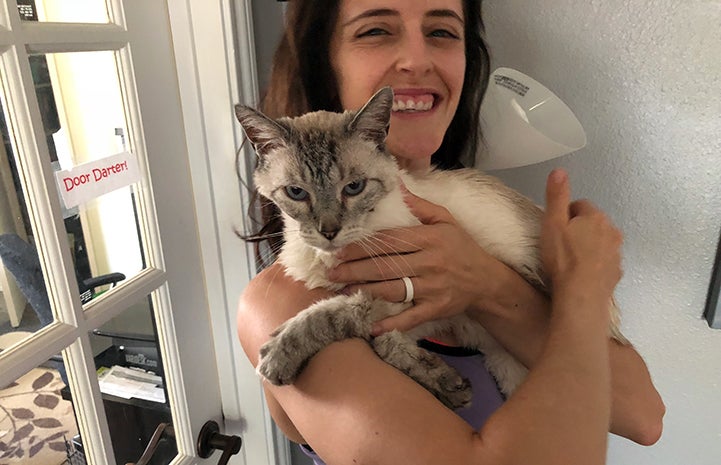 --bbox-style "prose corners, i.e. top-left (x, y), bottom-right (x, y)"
top-left (329, 251), bottom-right (419, 283)
top-left (343, 276), bottom-right (417, 304)
top-left (336, 229), bottom-right (423, 261)
top-left (329, 185), bottom-right (491, 333)
top-left (541, 169), bottom-right (572, 277)
top-left (541, 169), bottom-right (624, 299)
top-left (569, 199), bottom-right (598, 218)
top-left (543, 169), bottom-right (571, 226)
